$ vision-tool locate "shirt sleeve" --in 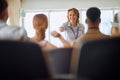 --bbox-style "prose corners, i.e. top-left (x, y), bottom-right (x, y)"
top-left (0, 26), bottom-right (28, 41)
top-left (60, 22), bottom-right (68, 30)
